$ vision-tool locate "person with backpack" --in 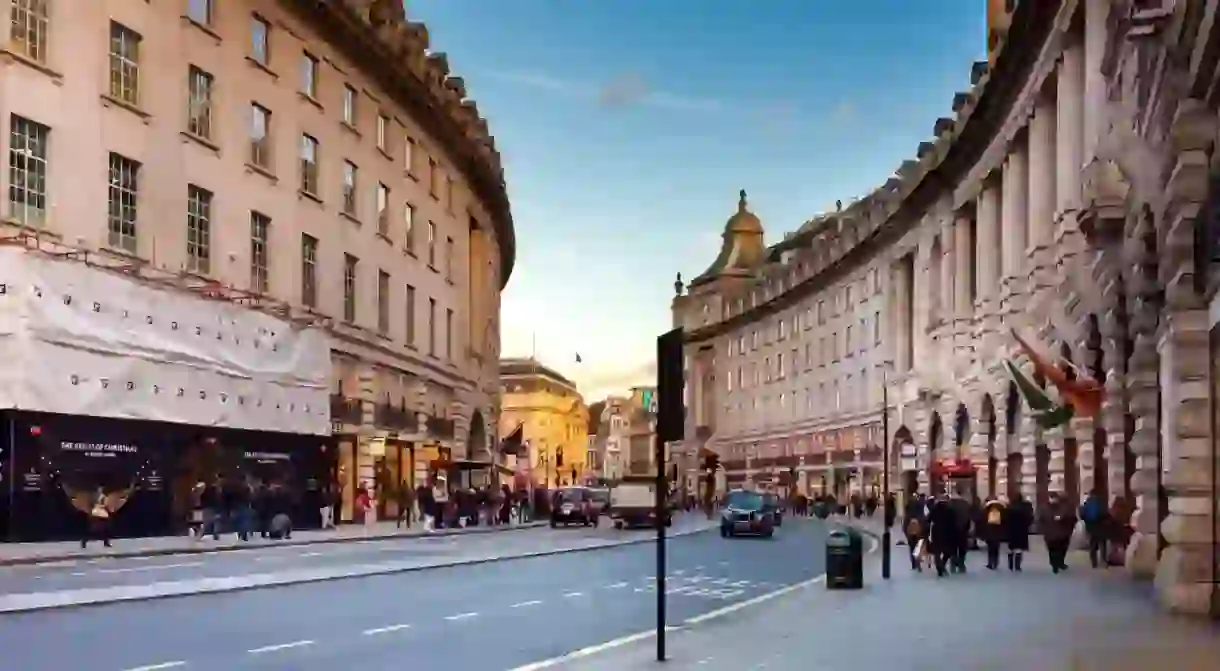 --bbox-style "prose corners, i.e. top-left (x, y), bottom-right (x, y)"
top-left (980, 497), bottom-right (1007, 570)
top-left (903, 494), bottom-right (927, 571)
top-left (1078, 489), bottom-right (1110, 569)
